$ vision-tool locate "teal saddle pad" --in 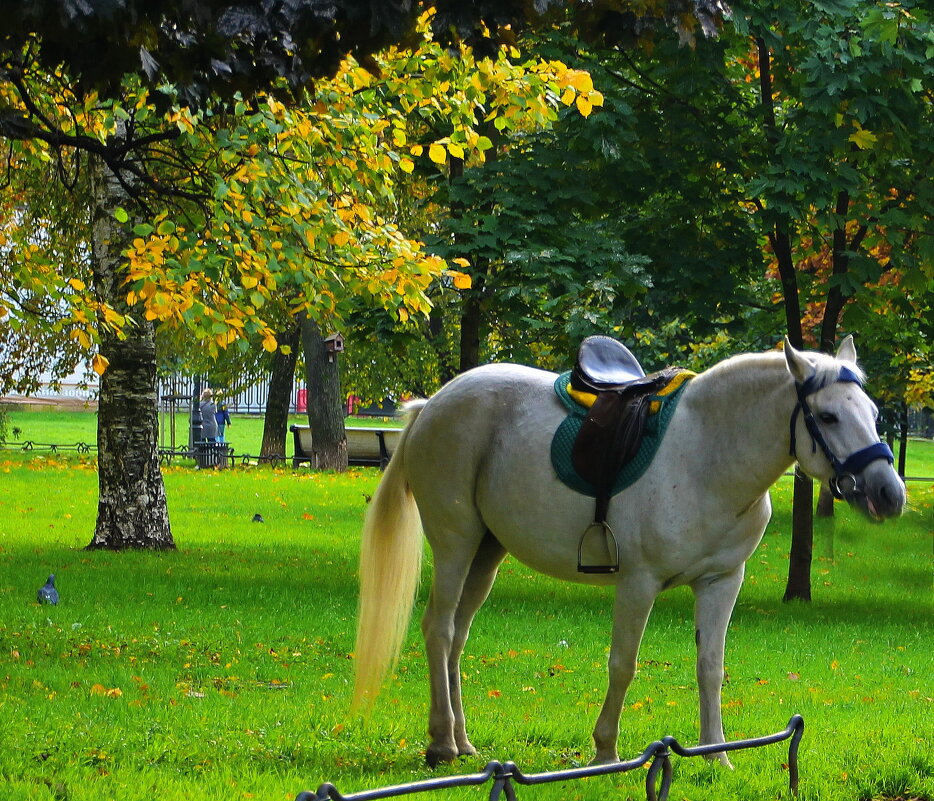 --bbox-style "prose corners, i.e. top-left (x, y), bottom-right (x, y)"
top-left (550, 371), bottom-right (692, 498)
